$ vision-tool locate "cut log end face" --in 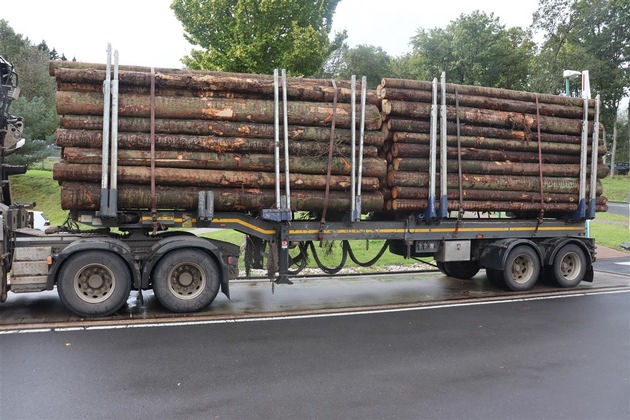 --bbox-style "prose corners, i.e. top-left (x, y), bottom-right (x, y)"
top-left (202, 106), bottom-right (236, 119)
